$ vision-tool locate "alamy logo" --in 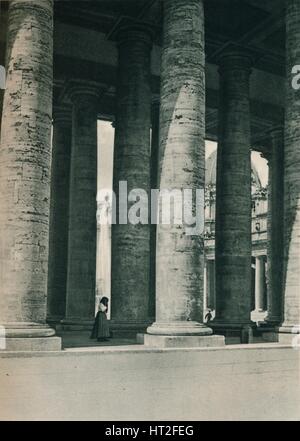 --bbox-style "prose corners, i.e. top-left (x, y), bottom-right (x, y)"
top-left (292, 65), bottom-right (300, 90)
top-left (97, 182), bottom-right (205, 236)
top-left (0, 65), bottom-right (5, 90)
